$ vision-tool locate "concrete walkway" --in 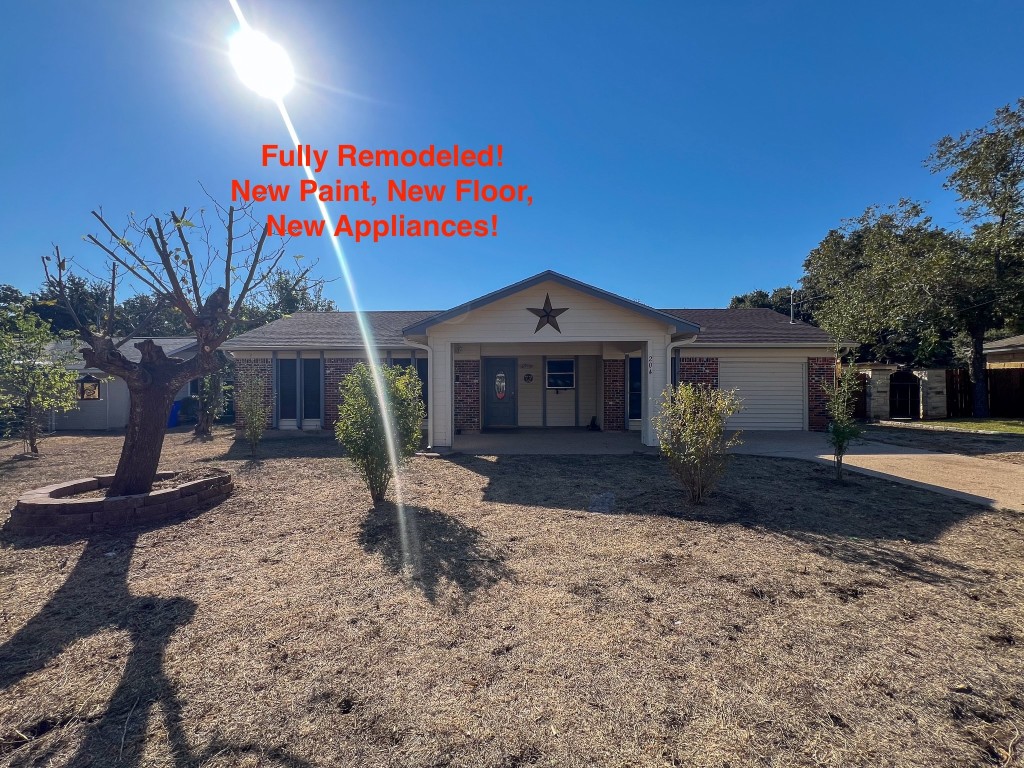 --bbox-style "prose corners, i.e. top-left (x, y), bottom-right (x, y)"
top-left (733, 431), bottom-right (1024, 511)
top-left (451, 428), bottom-right (656, 455)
